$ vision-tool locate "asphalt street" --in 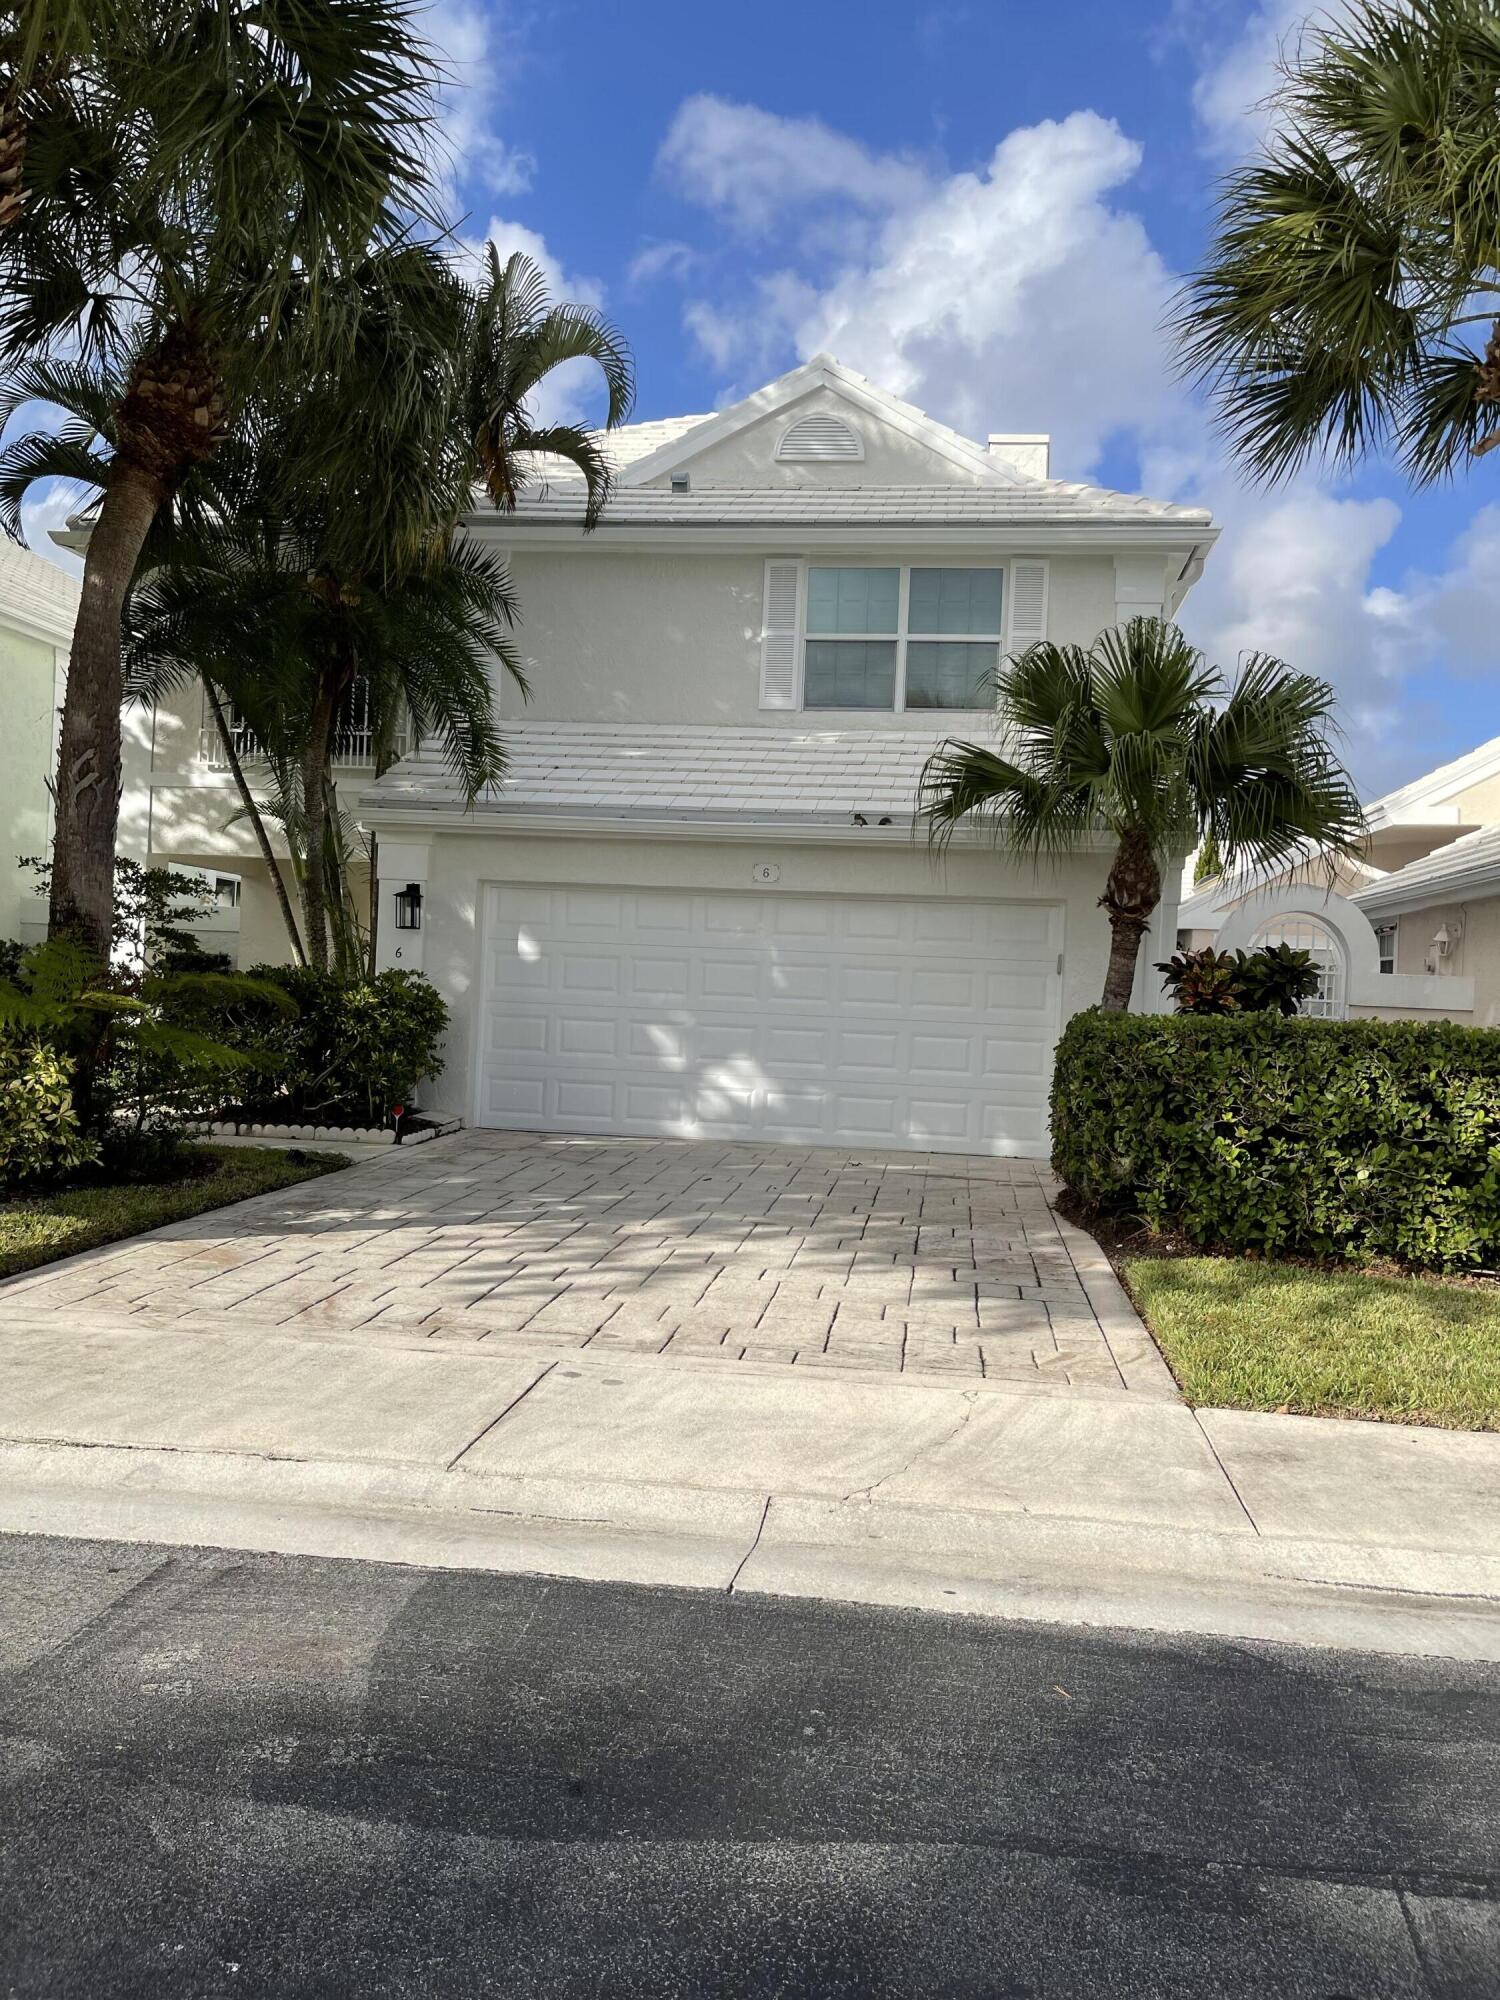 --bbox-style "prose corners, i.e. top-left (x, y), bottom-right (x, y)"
top-left (0, 1531), bottom-right (1496, 1999)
